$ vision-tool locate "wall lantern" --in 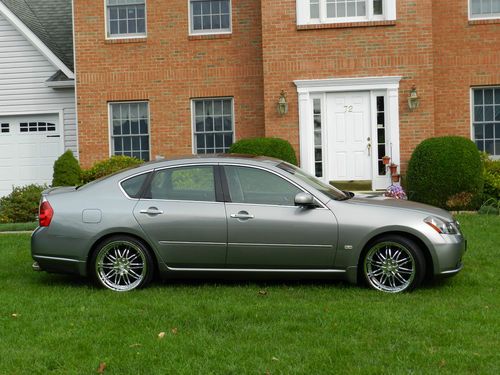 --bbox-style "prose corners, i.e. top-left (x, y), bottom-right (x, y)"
top-left (277, 90), bottom-right (288, 116)
top-left (408, 85), bottom-right (420, 111)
